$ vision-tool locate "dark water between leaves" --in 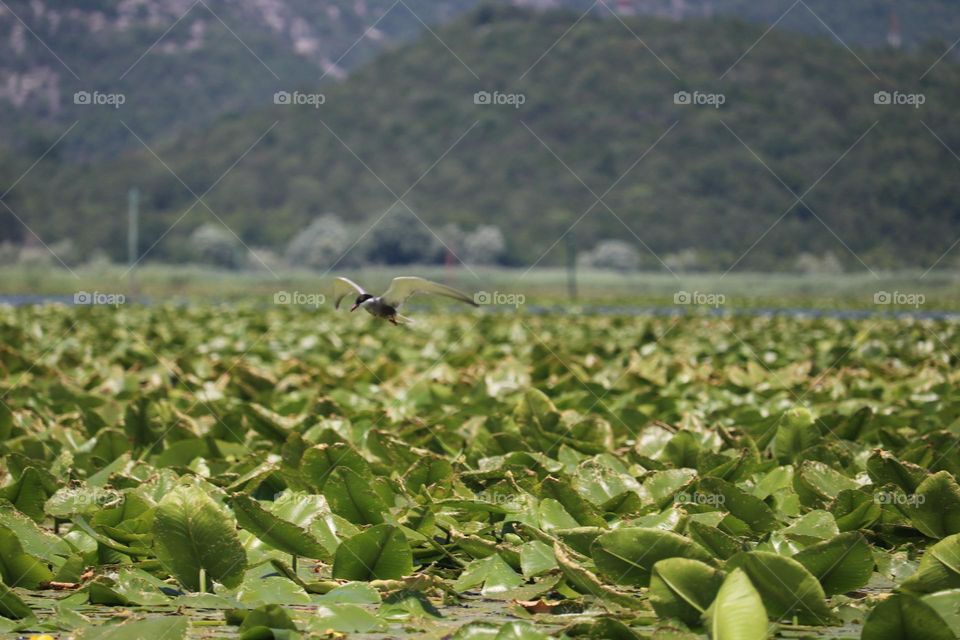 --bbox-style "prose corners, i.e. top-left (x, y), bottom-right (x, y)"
top-left (13, 590), bottom-right (864, 639)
